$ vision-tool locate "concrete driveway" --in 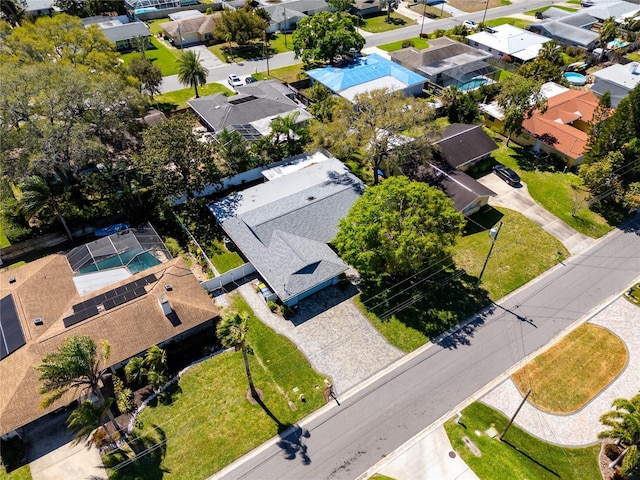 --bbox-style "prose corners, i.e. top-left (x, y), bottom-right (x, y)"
top-left (478, 173), bottom-right (595, 255)
top-left (238, 281), bottom-right (403, 395)
top-left (185, 45), bottom-right (225, 70)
